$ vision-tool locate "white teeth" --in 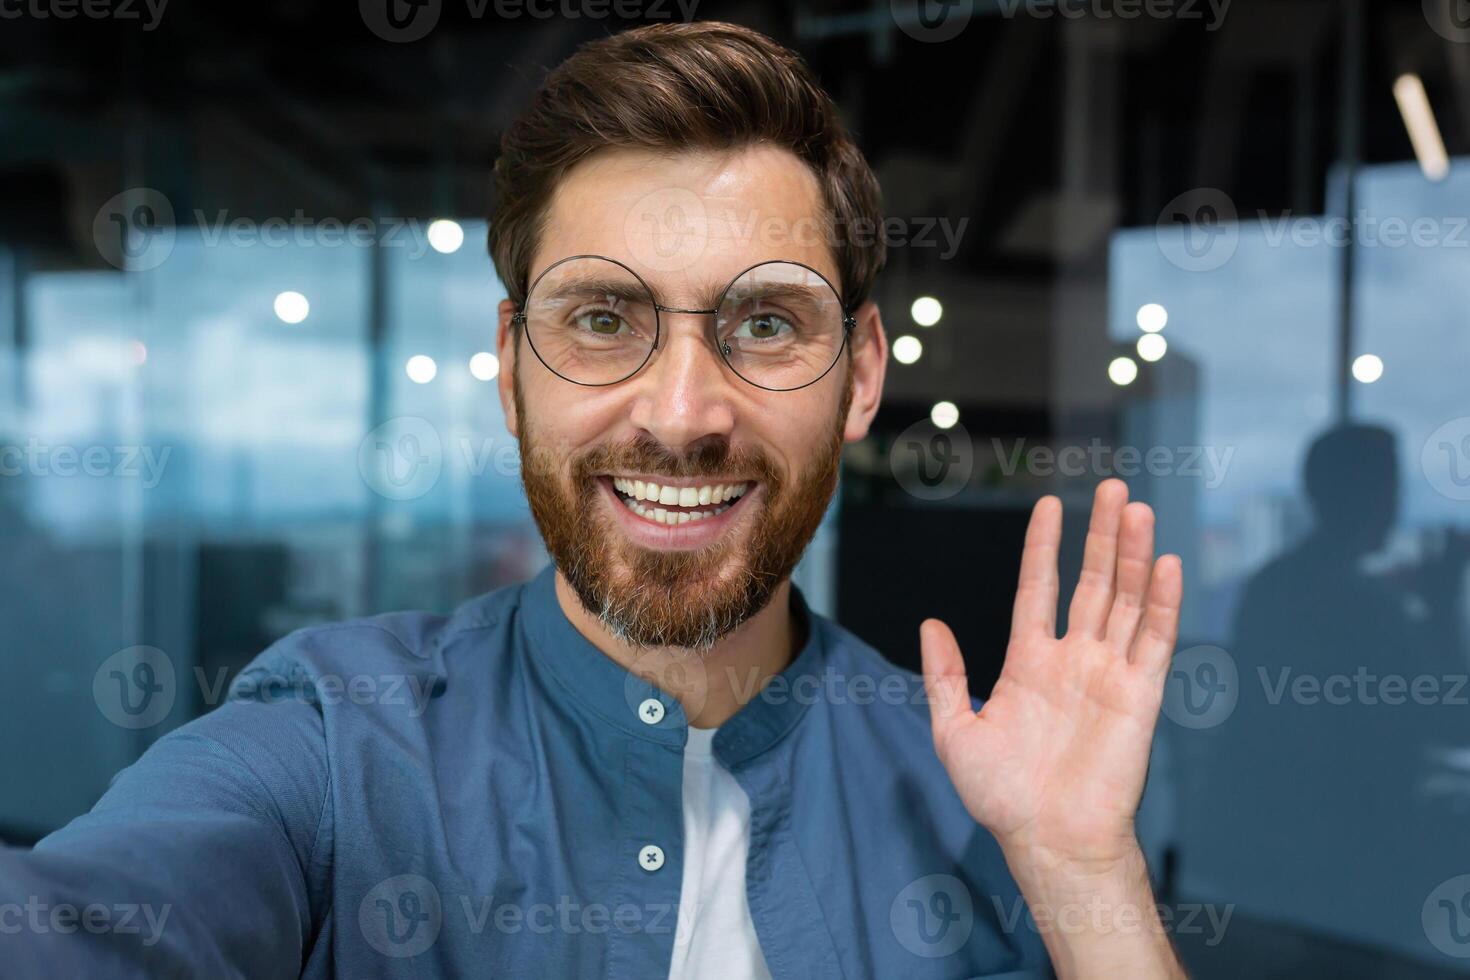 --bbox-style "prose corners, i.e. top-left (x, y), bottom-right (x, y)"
top-left (608, 476), bottom-right (749, 520)
top-left (617, 490), bottom-right (734, 526)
